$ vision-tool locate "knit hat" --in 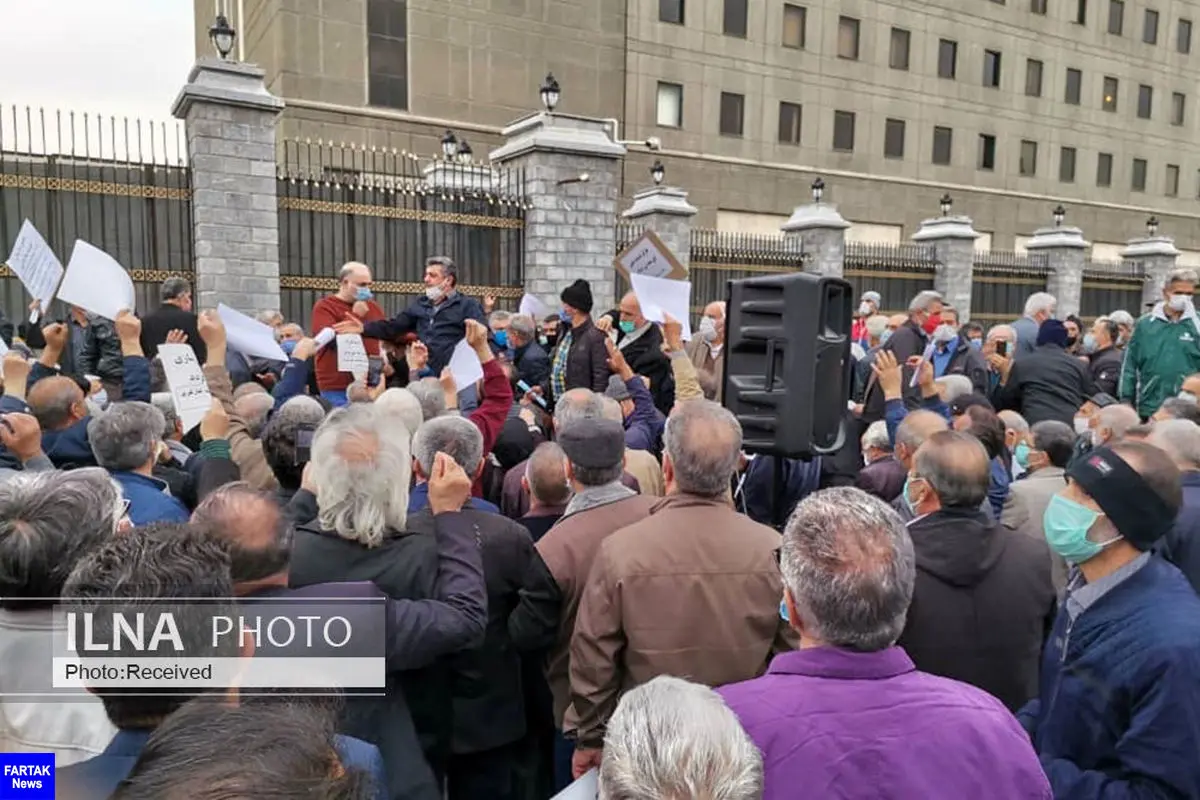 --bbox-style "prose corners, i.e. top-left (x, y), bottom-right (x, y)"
top-left (560, 279), bottom-right (594, 314)
top-left (1067, 445), bottom-right (1179, 550)
top-left (1036, 319), bottom-right (1069, 348)
top-left (604, 374), bottom-right (631, 402)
